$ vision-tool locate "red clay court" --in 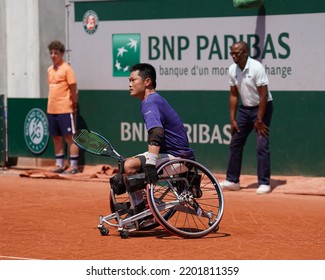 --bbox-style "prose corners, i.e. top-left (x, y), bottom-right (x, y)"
top-left (0, 165), bottom-right (324, 260)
